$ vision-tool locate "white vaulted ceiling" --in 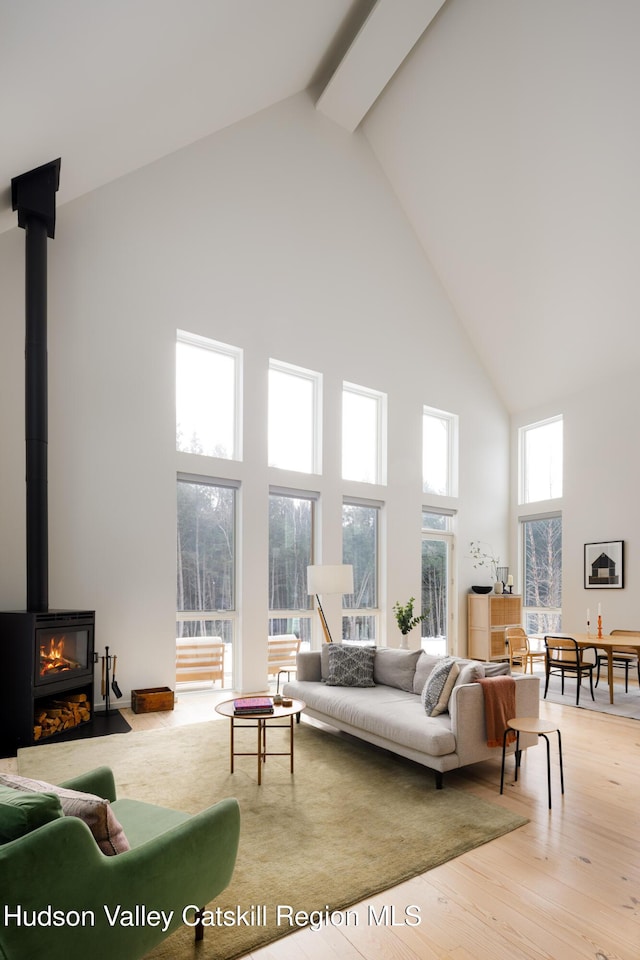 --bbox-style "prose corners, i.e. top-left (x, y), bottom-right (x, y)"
top-left (0, 0), bottom-right (373, 232)
top-left (361, 0), bottom-right (640, 412)
top-left (2, 0), bottom-right (639, 412)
